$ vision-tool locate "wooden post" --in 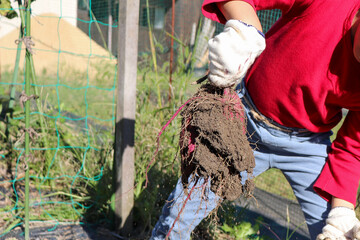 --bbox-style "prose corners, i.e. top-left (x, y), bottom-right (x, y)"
top-left (113, 0), bottom-right (139, 236)
top-left (168, 0), bottom-right (175, 102)
top-left (107, 0), bottom-right (113, 52)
